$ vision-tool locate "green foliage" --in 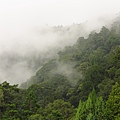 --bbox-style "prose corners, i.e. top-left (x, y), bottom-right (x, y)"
top-left (1, 22), bottom-right (120, 119)
top-left (106, 82), bottom-right (120, 120)
top-left (75, 89), bottom-right (107, 120)
top-left (28, 114), bottom-right (43, 120)
top-left (0, 81), bottom-right (21, 119)
top-left (75, 100), bottom-right (86, 120)
top-left (40, 99), bottom-right (75, 120)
